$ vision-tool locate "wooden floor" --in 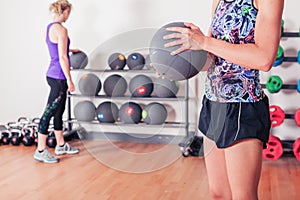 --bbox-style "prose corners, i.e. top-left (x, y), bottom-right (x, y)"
top-left (0, 139), bottom-right (300, 200)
